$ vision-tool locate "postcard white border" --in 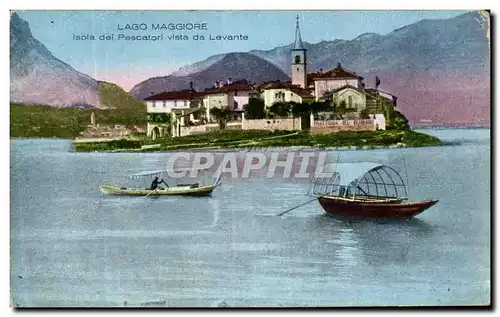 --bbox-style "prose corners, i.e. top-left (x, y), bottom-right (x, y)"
top-left (2, 0), bottom-right (496, 315)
